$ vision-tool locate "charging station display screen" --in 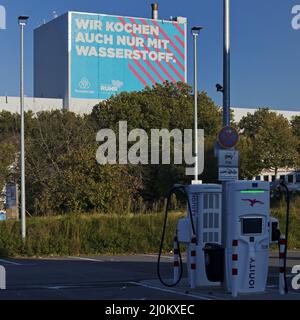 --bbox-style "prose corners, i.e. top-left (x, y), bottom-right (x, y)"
top-left (242, 218), bottom-right (263, 235)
